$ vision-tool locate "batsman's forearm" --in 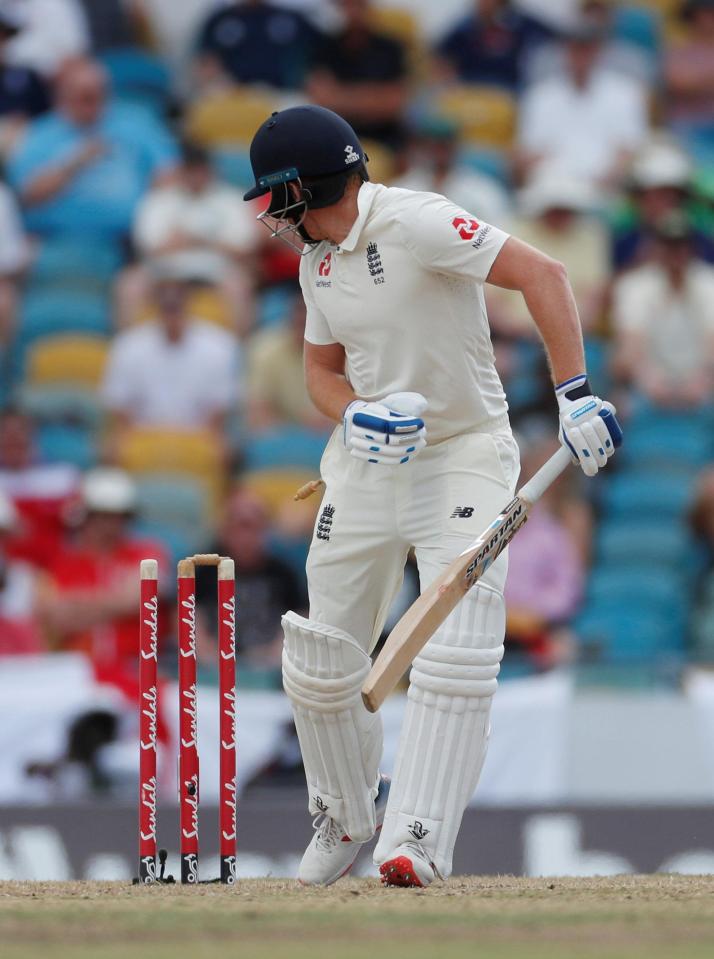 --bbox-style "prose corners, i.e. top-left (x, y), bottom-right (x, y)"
top-left (525, 261), bottom-right (586, 384)
top-left (305, 362), bottom-right (356, 423)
